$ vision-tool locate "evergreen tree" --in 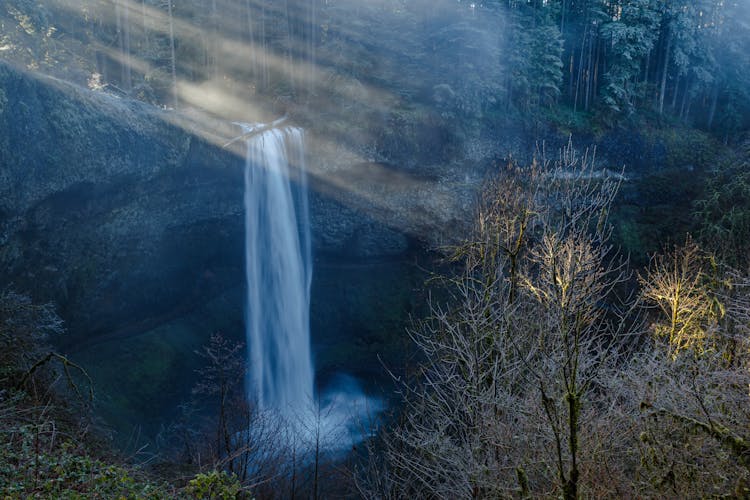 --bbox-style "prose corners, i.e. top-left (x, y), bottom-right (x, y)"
top-left (600, 0), bottom-right (660, 114)
top-left (506, 2), bottom-right (564, 111)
